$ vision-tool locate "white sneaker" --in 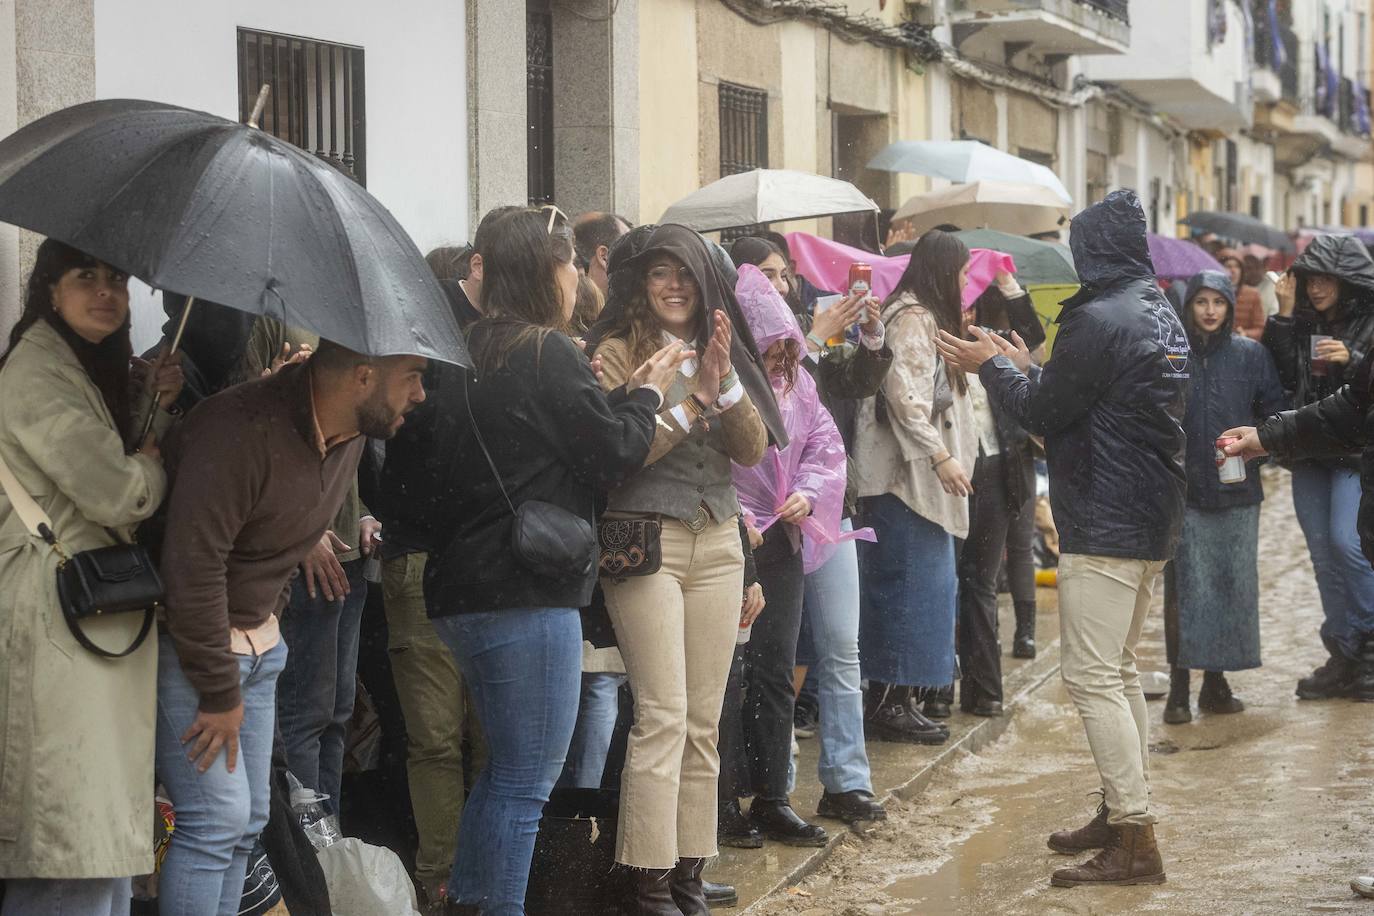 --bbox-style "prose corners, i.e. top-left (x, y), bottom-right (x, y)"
top-left (1350, 875), bottom-right (1374, 898)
